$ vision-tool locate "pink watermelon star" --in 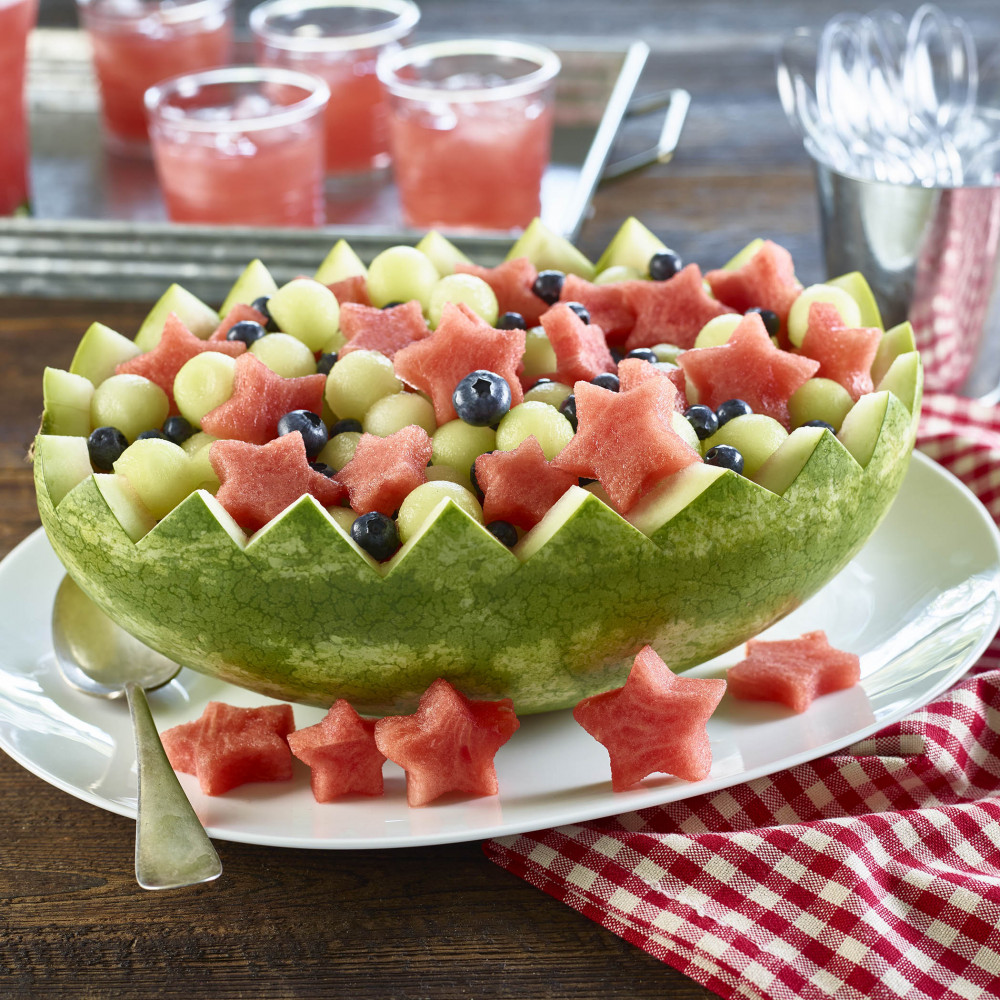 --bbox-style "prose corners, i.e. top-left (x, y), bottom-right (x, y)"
top-left (573, 646), bottom-right (726, 789)
top-left (326, 274), bottom-right (371, 306)
top-left (474, 436), bottom-right (578, 530)
top-left (392, 302), bottom-right (526, 425)
top-left (799, 302), bottom-right (881, 401)
top-left (338, 300), bottom-right (430, 359)
top-left (677, 312), bottom-right (820, 427)
top-left (373, 678), bottom-right (520, 807)
top-left (727, 630), bottom-right (861, 713)
top-left (334, 424), bottom-right (433, 516)
top-left (617, 357), bottom-right (689, 411)
top-left (208, 302), bottom-right (268, 341)
top-left (210, 432), bottom-right (345, 534)
top-left (116, 312), bottom-right (245, 413)
top-left (540, 302), bottom-right (617, 385)
top-left (200, 352), bottom-right (327, 446)
top-left (551, 377), bottom-right (701, 514)
top-left (287, 700), bottom-right (386, 801)
top-left (559, 274), bottom-right (636, 344)
top-left (456, 256), bottom-right (546, 327)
